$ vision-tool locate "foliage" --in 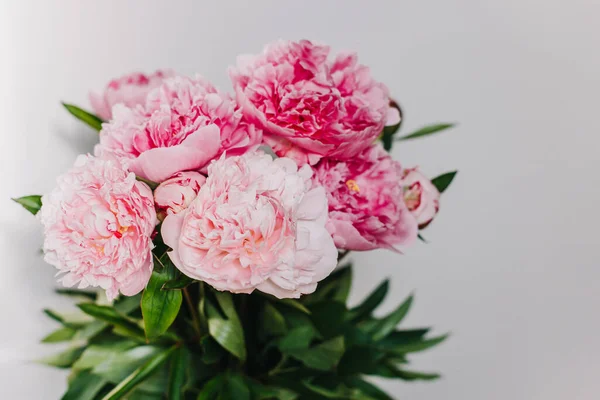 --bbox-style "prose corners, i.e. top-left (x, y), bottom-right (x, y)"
top-left (40, 256), bottom-right (447, 400)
